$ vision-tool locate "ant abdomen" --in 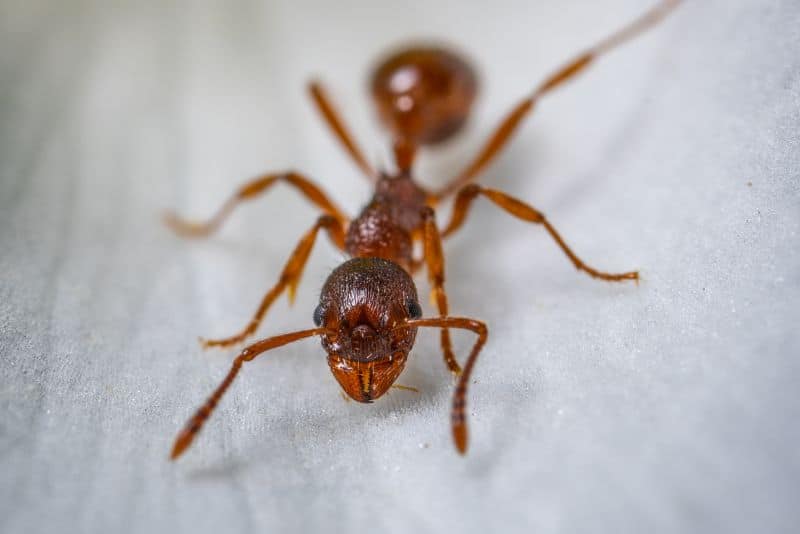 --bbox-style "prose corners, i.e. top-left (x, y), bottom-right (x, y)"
top-left (371, 46), bottom-right (478, 145)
